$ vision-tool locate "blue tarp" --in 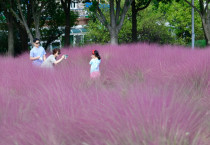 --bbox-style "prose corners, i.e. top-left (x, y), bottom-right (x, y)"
top-left (85, 2), bottom-right (109, 9)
